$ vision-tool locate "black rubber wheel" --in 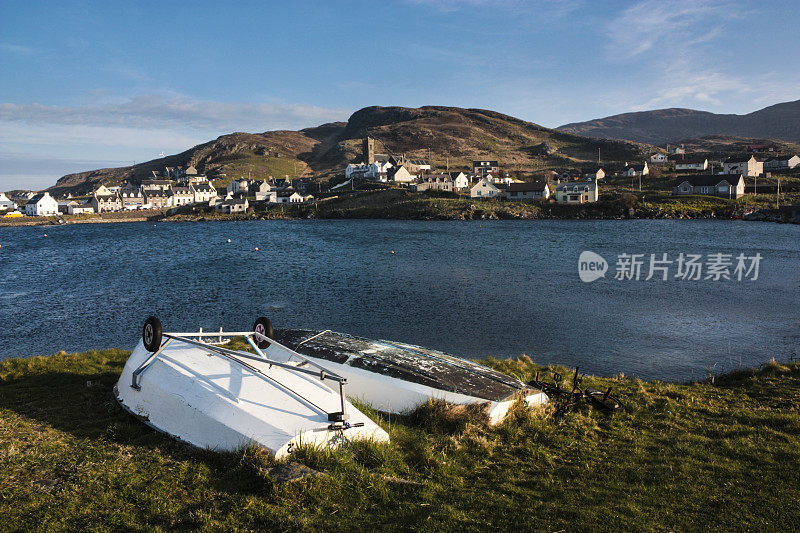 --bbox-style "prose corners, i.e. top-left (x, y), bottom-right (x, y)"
top-left (253, 317), bottom-right (274, 348)
top-left (585, 388), bottom-right (624, 412)
top-left (142, 316), bottom-right (163, 352)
